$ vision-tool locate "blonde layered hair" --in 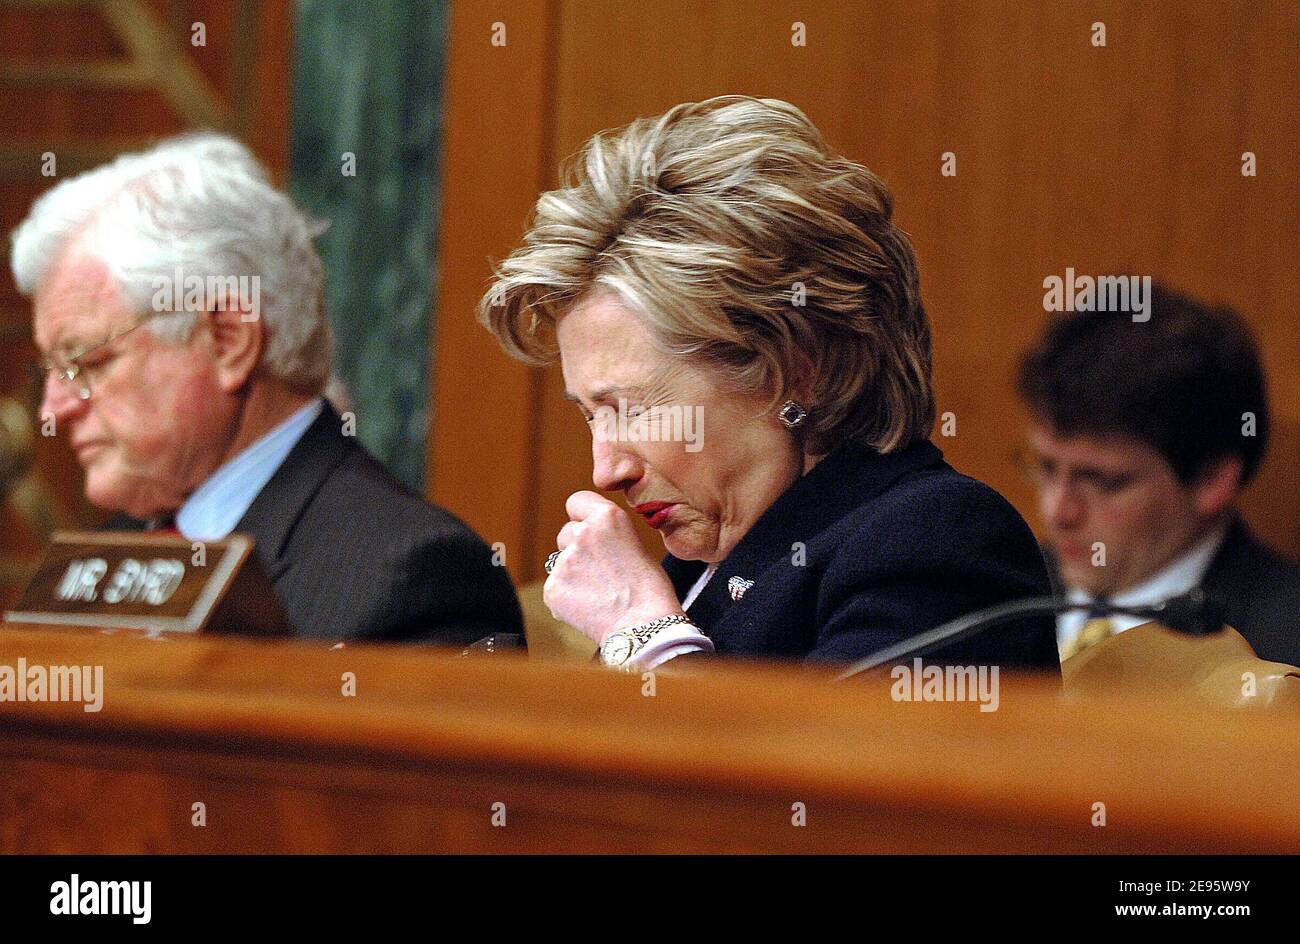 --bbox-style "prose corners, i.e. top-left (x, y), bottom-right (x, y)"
top-left (478, 96), bottom-right (933, 454)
